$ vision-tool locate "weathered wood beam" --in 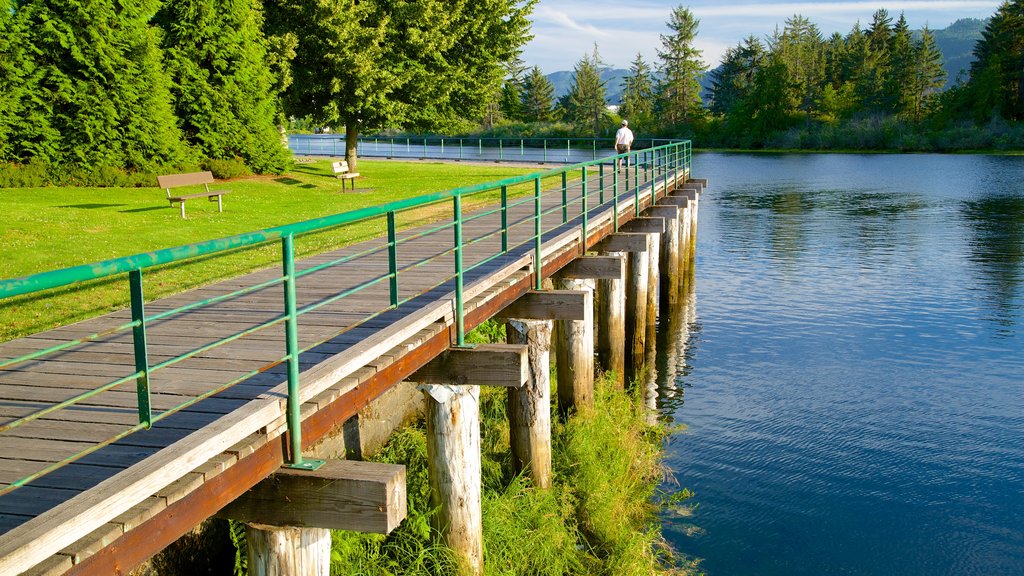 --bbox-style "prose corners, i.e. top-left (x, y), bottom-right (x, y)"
top-left (496, 290), bottom-right (586, 321)
top-left (620, 217), bottom-right (665, 235)
top-left (555, 255), bottom-right (625, 280)
top-left (554, 278), bottom-right (594, 417)
top-left (597, 250), bottom-right (626, 388)
top-left (597, 232), bottom-right (649, 253)
top-left (218, 460), bottom-right (406, 534)
top-left (649, 205), bottom-right (681, 308)
top-left (409, 344), bottom-right (527, 389)
top-left (505, 319), bottom-right (553, 488)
